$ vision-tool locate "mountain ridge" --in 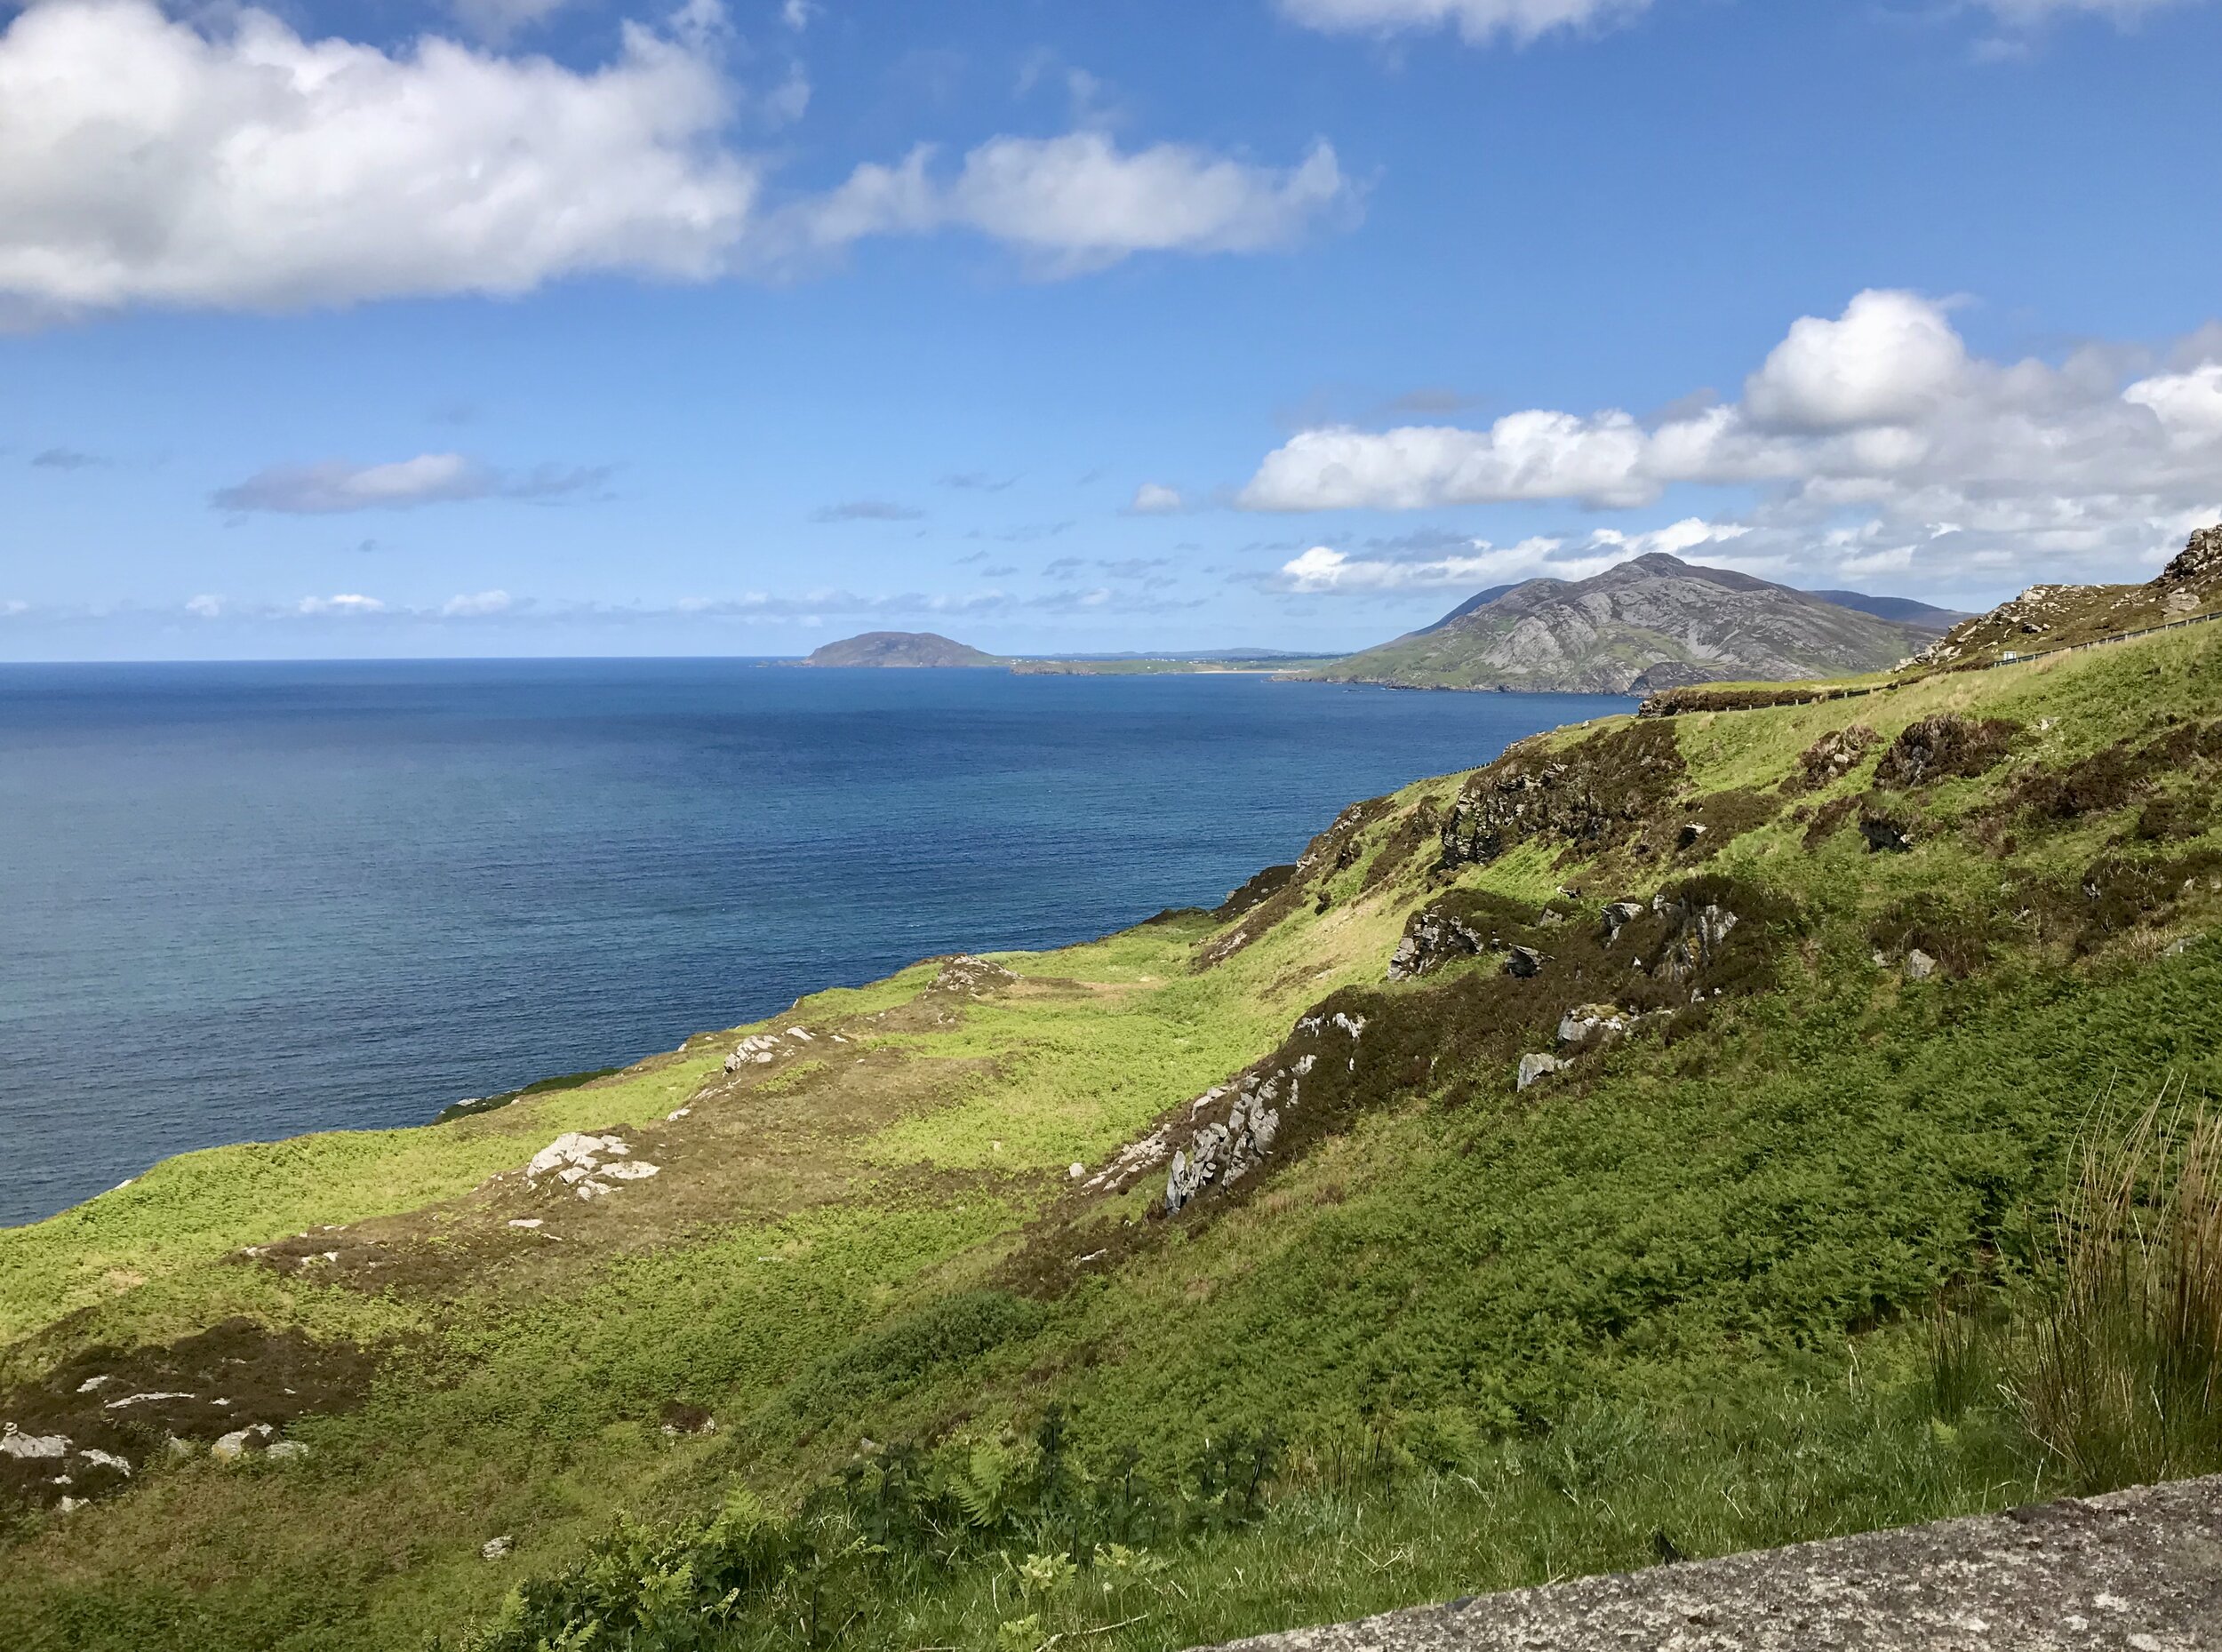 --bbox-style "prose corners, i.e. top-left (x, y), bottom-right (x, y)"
top-left (1304, 553), bottom-right (1938, 694)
